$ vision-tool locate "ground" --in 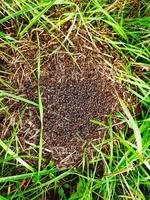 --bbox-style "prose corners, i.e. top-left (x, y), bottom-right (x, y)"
top-left (1, 32), bottom-right (132, 168)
